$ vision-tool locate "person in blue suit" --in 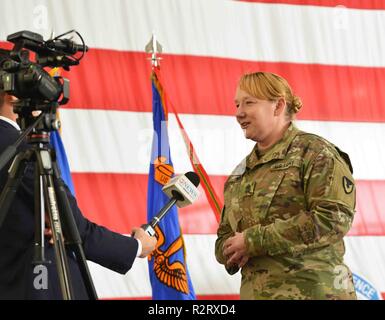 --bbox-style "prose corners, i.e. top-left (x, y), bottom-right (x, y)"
top-left (0, 91), bottom-right (157, 299)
